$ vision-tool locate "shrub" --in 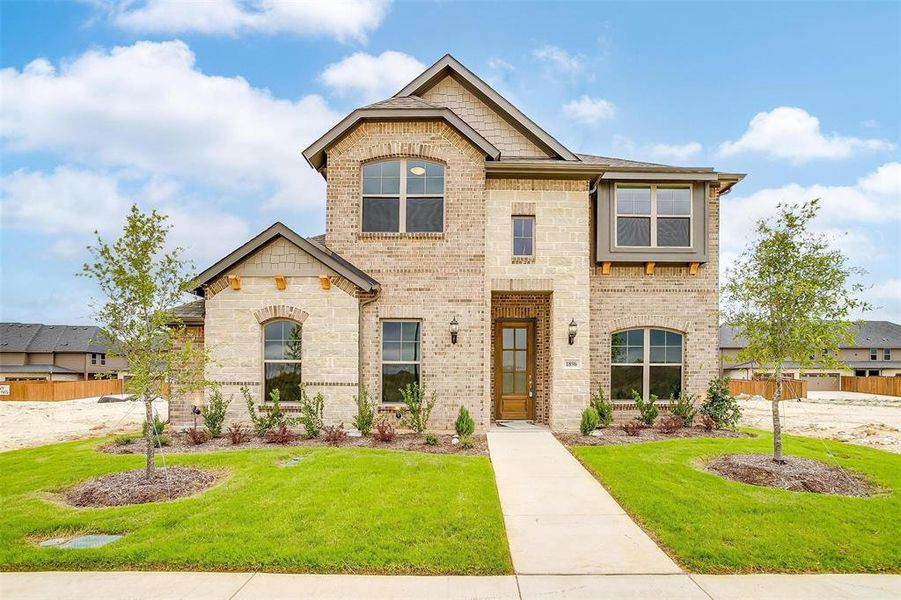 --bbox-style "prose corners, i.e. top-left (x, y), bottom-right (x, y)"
top-left (112, 434), bottom-right (135, 446)
top-left (701, 377), bottom-right (742, 429)
top-left (399, 383), bottom-right (436, 434)
top-left (298, 384), bottom-right (325, 438)
top-left (454, 405), bottom-right (475, 437)
top-left (201, 388), bottom-right (231, 438)
top-left (227, 423), bottom-right (252, 445)
top-left (632, 389), bottom-right (659, 426)
top-left (700, 414), bottom-right (716, 432)
top-left (657, 414), bottom-right (685, 434)
top-left (142, 414), bottom-right (168, 438)
top-left (373, 418), bottom-right (396, 442)
top-left (265, 423), bottom-right (298, 444)
top-left (589, 385), bottom-right (614, 427)
top-left (352, 384), bottom-right (376, 435)
top-left (459, 435), bottom-right (474, 450)
top-left (580, 407), bottom-right (600, 435)
top-left (622, 420), bottom-right (643, 437)
top-left (424, 432), bottom-right (439, 446)
top-left (323, 423), bottom-right (347, 446)
top-left (243, 386), bottom-right (290, 437)
top-left (668, 392), bottom-right (698, 426)
top-left (185, 426), bottom-right (209, 445)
